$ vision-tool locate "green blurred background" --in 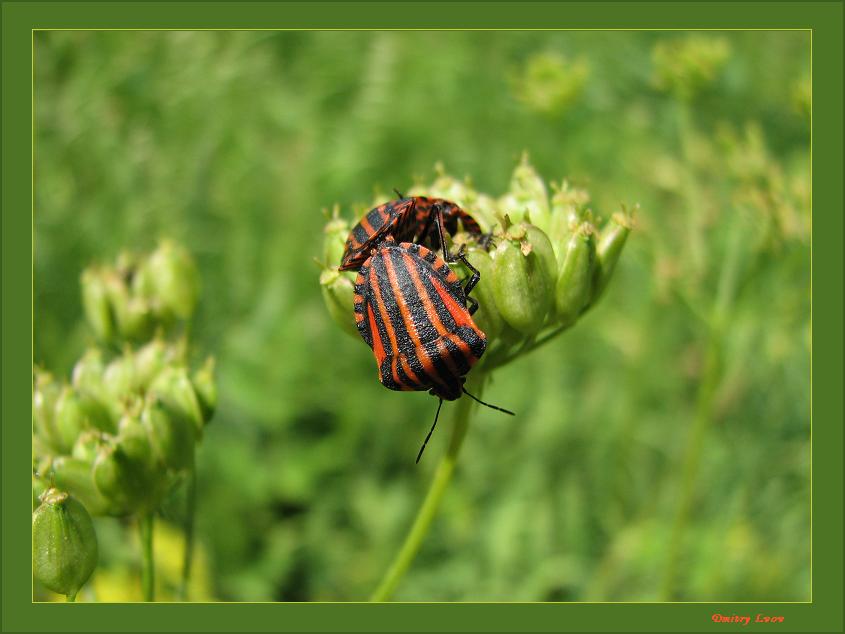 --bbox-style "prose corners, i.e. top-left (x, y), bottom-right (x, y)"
top-left (34, 30), bottom-right (810, 601)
